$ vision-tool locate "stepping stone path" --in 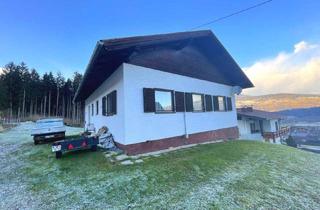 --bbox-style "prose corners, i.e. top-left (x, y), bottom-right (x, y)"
top-left (121, 160), bottom-right (134, 165)
top-left (135, 159), bottom-right (143, 163)
top-left (115, 154), bottom-right (129, 161)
